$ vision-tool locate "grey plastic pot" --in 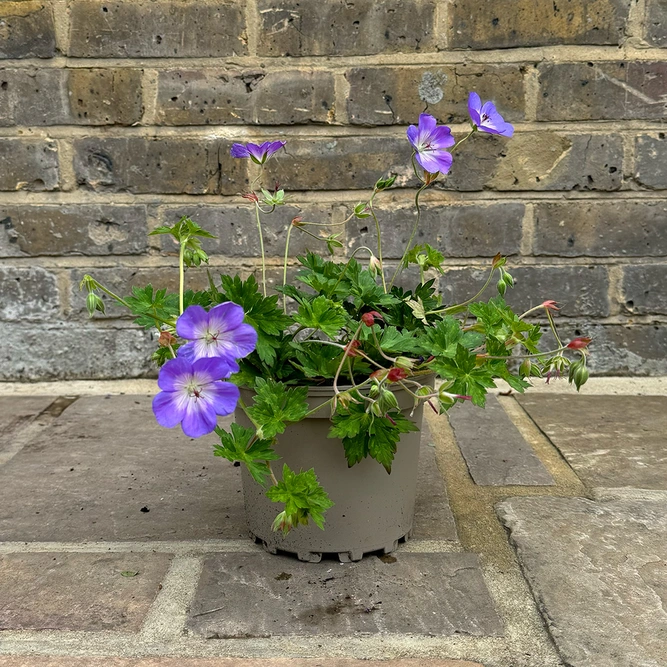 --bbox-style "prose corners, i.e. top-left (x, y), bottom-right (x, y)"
top-left (235, 381), bottom-right (428, 563)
